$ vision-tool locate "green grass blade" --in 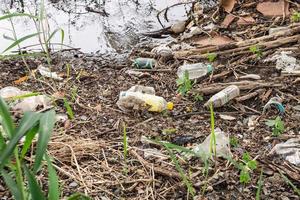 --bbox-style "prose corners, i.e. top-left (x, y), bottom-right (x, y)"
top-left (2, 32), bottom-right (41, 53)
top-left (20, 125), bottom-right (39, 159)
top-left (10, 92), bottom-right (40, 101)
top-left (0, 112), bottom-right (41, 170)
top-left (47, 28), bottom-right (65, 44)
top-left (0, 132), bottom-right (6, 151)
top-left (67, 193), bottom-right (92, 200)
top-left (162, 143), bottom-right (195, 196)
top-left (24, 165), bottom-right (46, 200)
top-left (209, 102), bottom-right (216, 156)
top-left (256, 170), bottom-right (264, 200)
top-left (1, 170), bottom-right (22, 200)
top-left (63, 98), bottom-right (74, 120)
top-left (280, 171), bottom-right (300, 196)
top-left (46, 154), bottom-right (59, 200)
top-left (34, 110), bottom-right (56, 173)
top-left (0, 97), bottom-right (15, 138)
top-left (0, 13), bottom-right (38, 21)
